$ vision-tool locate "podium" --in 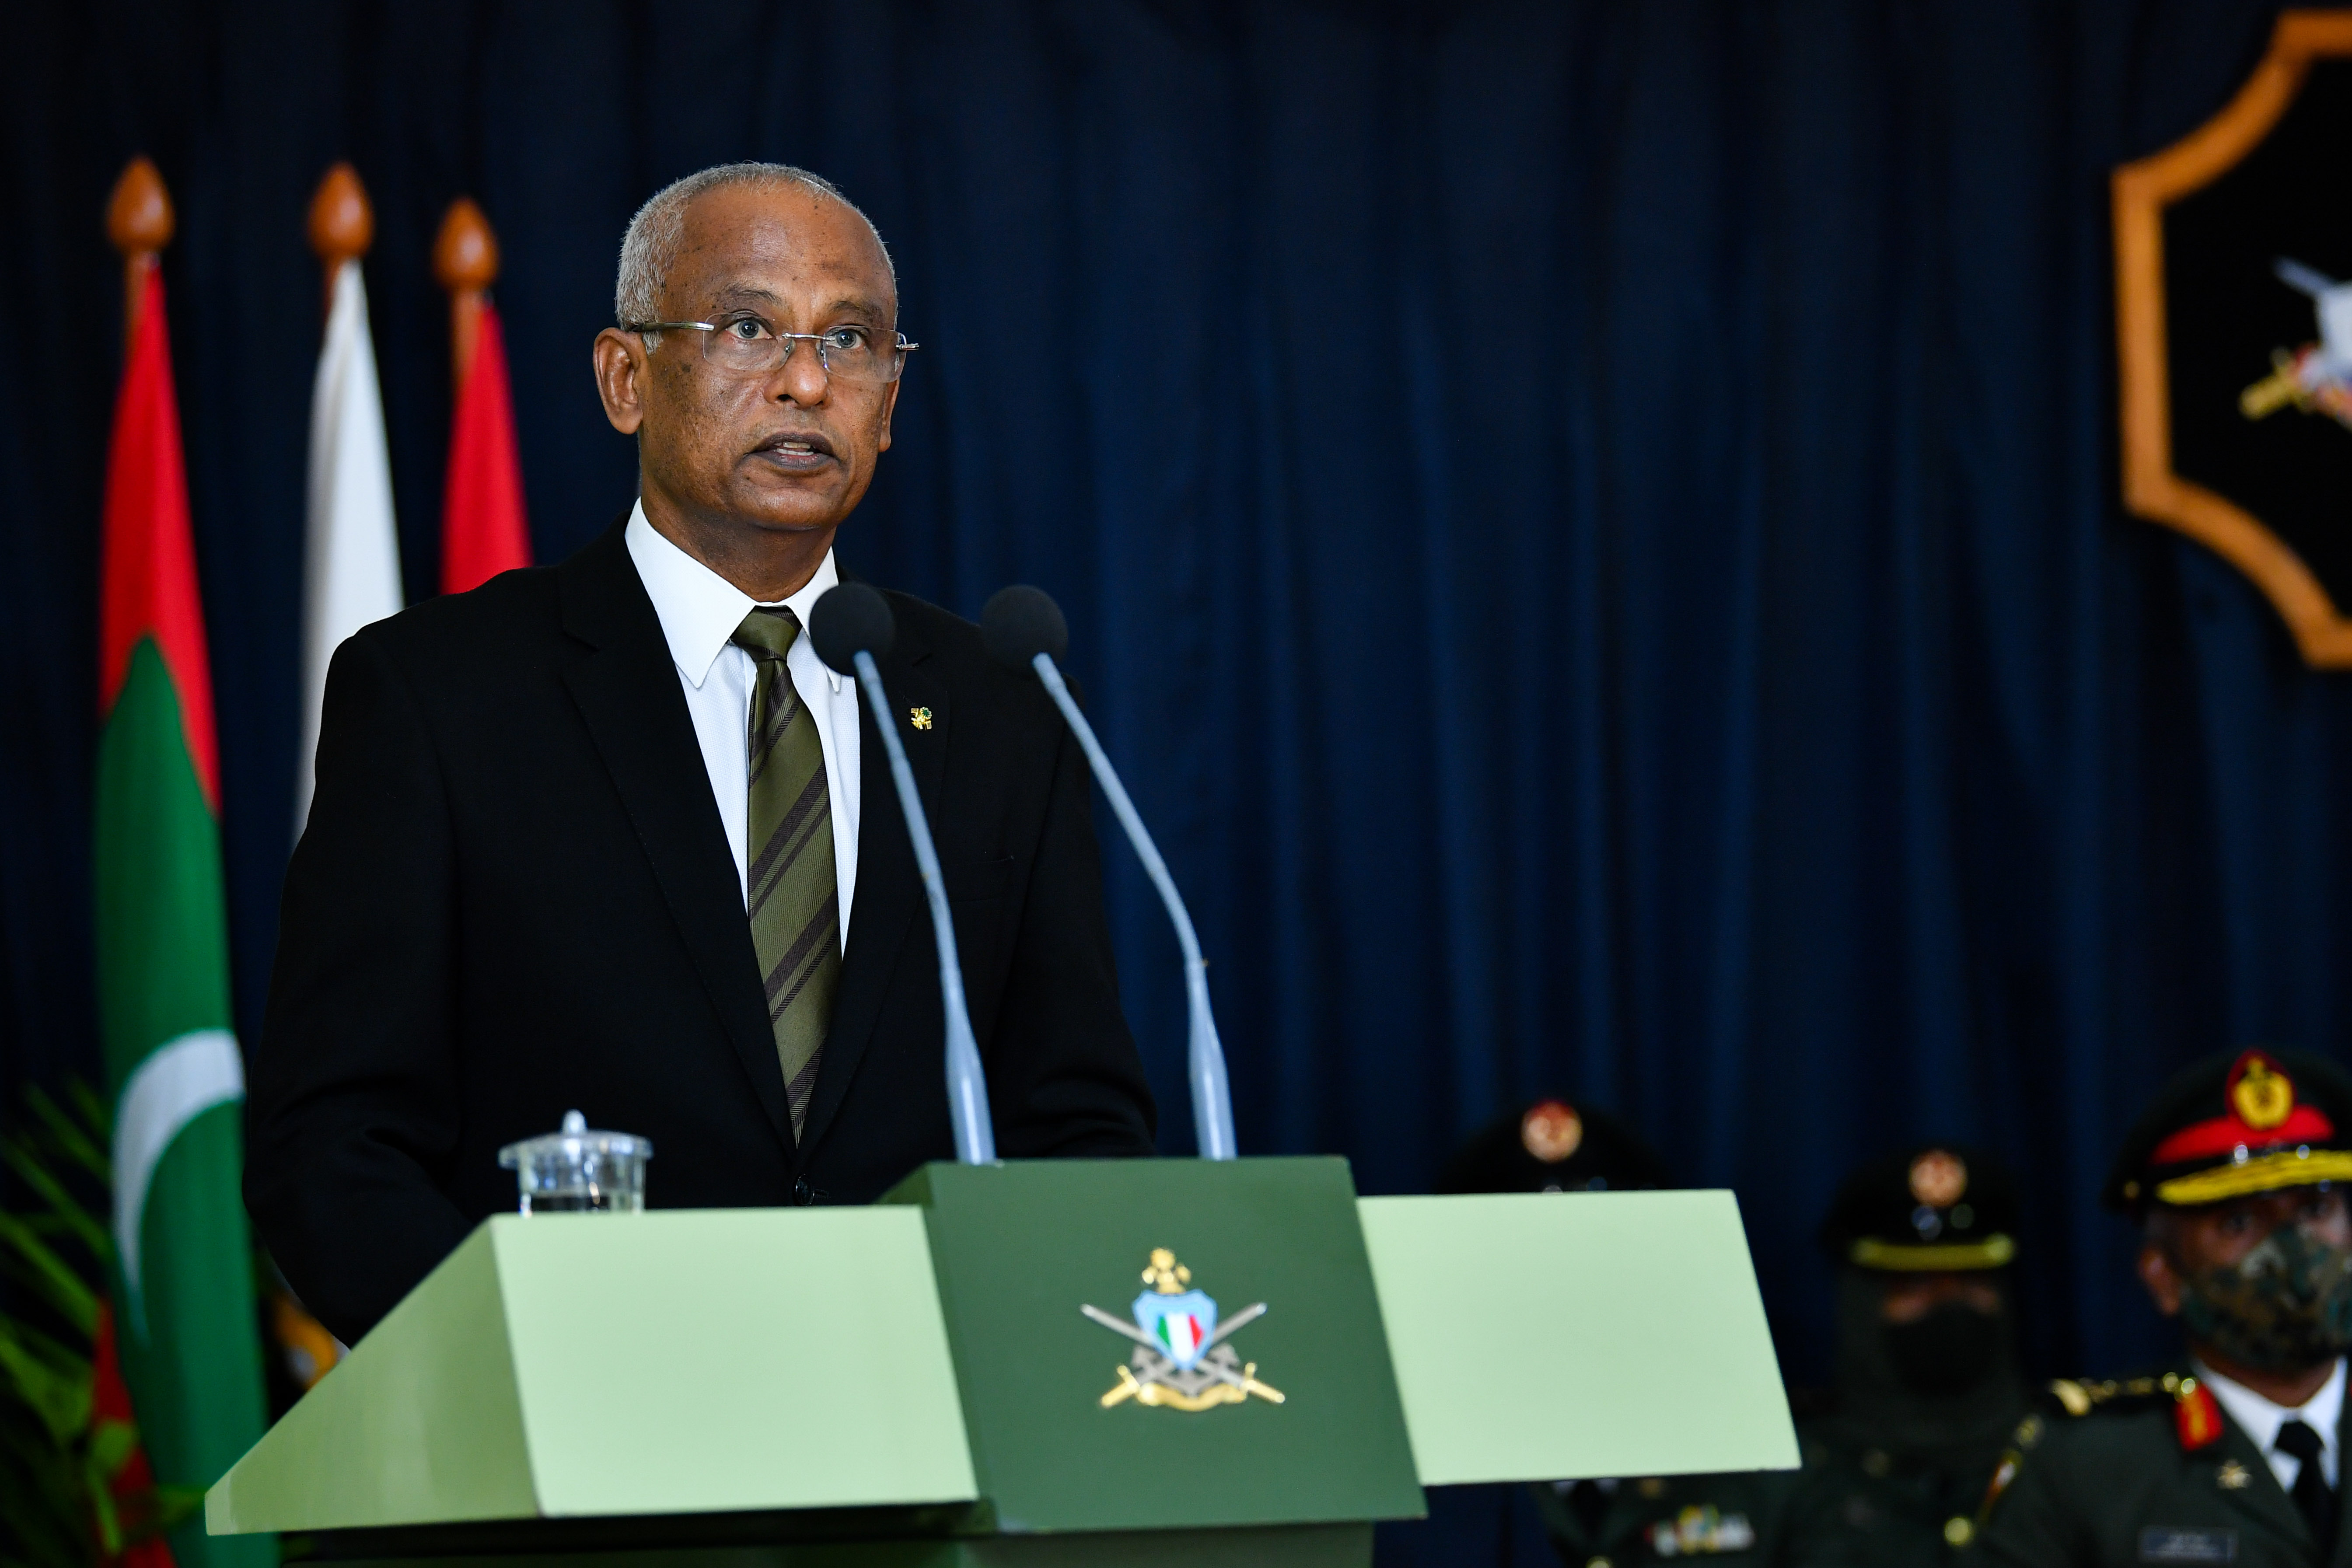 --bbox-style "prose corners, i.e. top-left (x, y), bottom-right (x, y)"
top-left (208, 1159), bottom-right (1795, 1566)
